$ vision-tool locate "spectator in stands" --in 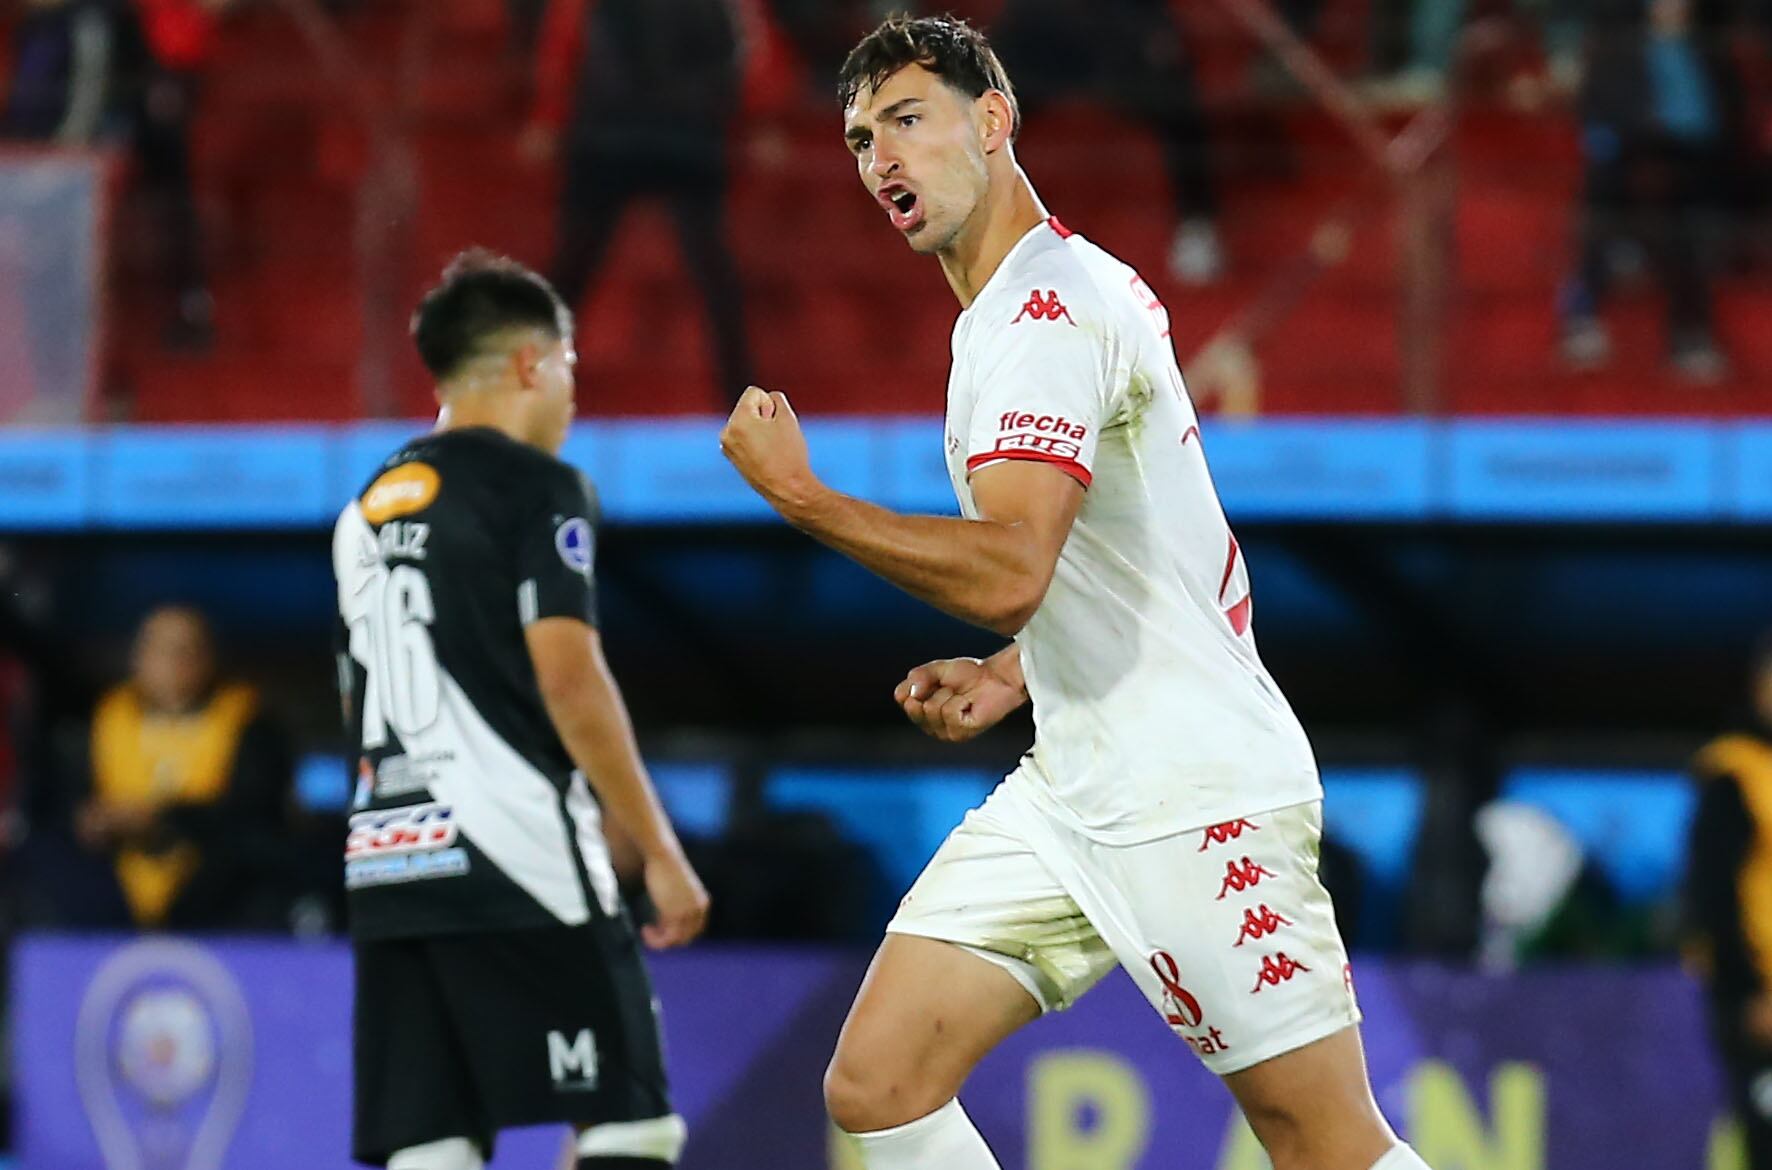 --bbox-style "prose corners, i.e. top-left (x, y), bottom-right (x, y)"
top-left (1363, 0), bottom-right (1582, 108)
top-left (988, 0), bottom-right (1227, 284)
top-left (131, 0), bottom-right (226, 349)
top-left (1684, 637), bottom-right (1772, 1169)
top-left (523, 0), bottom-right (755, 406)
top-left (1559, 0), bottom-right (1744, 381)
top-left (1363, 0), bottom-right (1473, 106)
top-left (1, 0), bottom-right (144, 143)
top-left (0, 0), bottom-right (221, 349)
top-left (19, 605), bottom-right (307, 931)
